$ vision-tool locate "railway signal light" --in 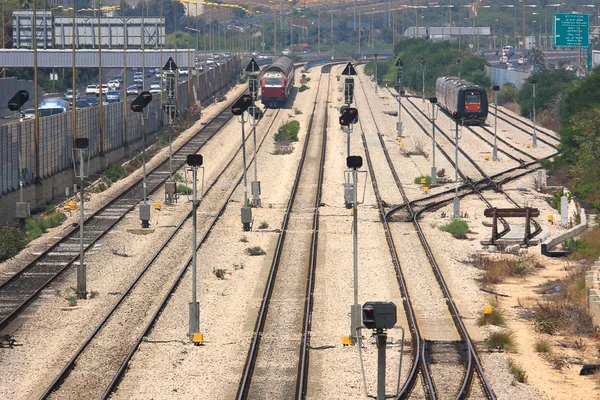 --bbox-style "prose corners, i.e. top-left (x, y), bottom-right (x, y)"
top-left (131, 91), bottom-right (152, 112)
top-left (247, 105), bottom-right (263, 121)
top-left (339, 108), bottom-right (358, 126)
top-left (8, 90), bottom-right (29, 111)
top-left (362, 302), bottom-right (397, 330)
top-left (232, 95), bottom-right (252, 115)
